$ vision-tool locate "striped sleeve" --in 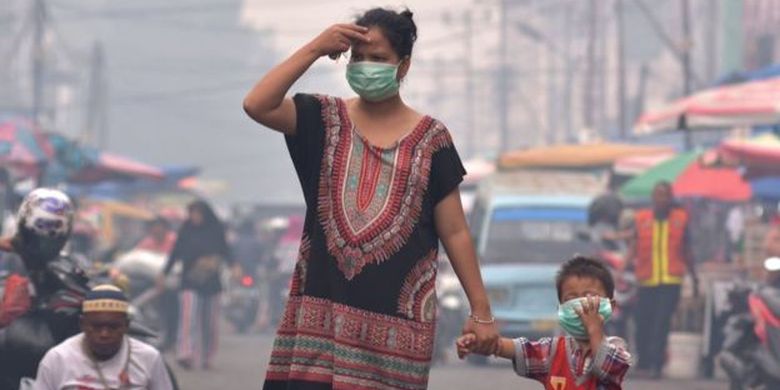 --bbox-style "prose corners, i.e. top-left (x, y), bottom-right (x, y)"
top-left (512, 337), bottom-right (555, 383)
top-left (591, 336), bottom-right (633, 388)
